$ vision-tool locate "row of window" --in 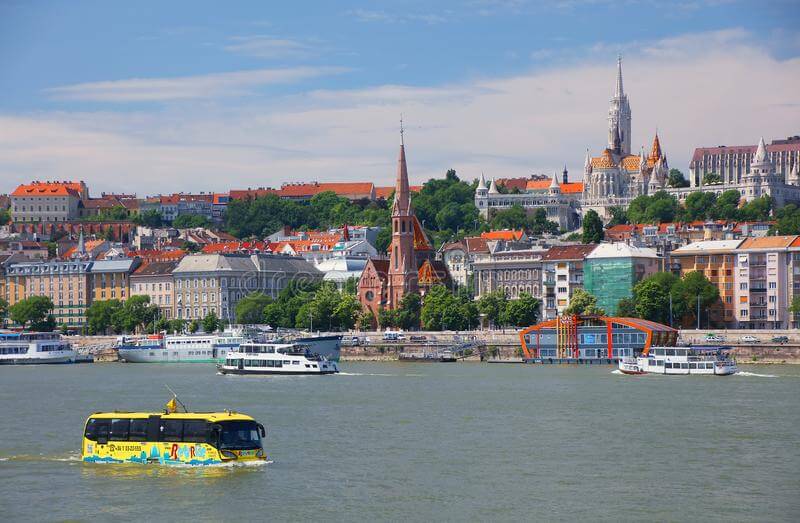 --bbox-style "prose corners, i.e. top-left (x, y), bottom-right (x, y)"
top-left (0, 347), bottom-right (29, 355)
top-left (84, 417), bottom-right (210, 443)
